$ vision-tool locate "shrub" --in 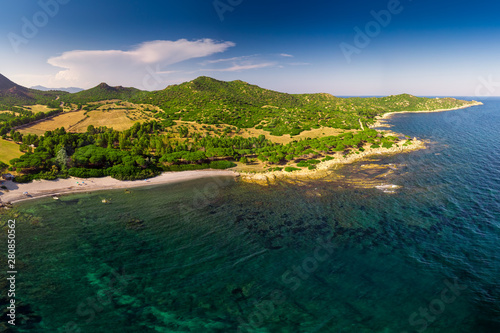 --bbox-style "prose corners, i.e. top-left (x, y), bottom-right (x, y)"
top-left (284, 167), bottom-right (301, 172)
top-left (308, 165), bottom-right (316, 170)
top-left (403, 139), bottom-right (413, 146)
top-left (14, 174), bottom-right (33, 183)
top-left (209, 160), bottom-right (237, 169)
top-left (382, 141), bottom-right (393, 149)
top-left (69, 168), bottom-right (106, 178)
top-left (166, 164), bottom-right (209, 172)
top-left (335, 144), bottom-right (345, 151)
top-left (32, 172), bottom-right (58, 180)
top-left (106, 165), bottom-right (160, 180)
